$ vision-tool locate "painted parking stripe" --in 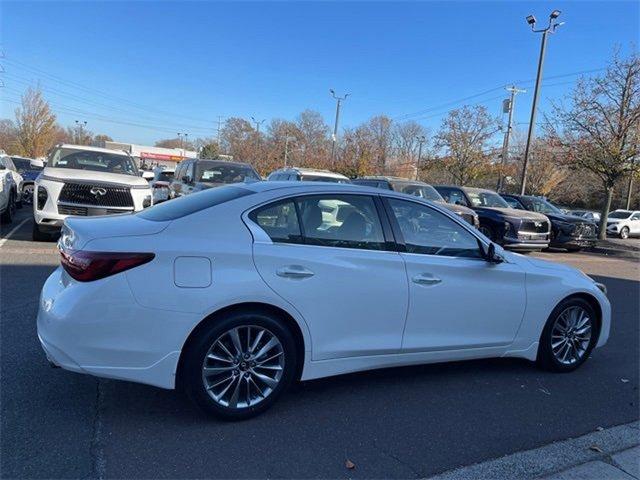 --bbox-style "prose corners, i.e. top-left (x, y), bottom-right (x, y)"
top-left (0, 218), bottom-right (30, 248)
